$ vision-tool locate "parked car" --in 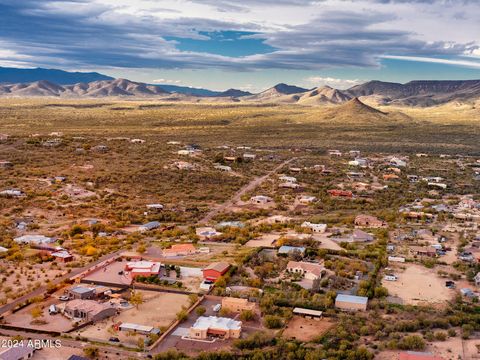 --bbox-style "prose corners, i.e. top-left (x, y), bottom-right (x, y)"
top-left (213, 304), bottom-right (222, 312)
top-left (384, 274), bottom-right (398, 281)
top-left (445, 280), bottom-right (456, 289)
top-left (59, 295), bottom-right (69, 301)
top-left (109, 337), bottom-right (120, 343)
top-left (48, 305), bottom-right (58, 315)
